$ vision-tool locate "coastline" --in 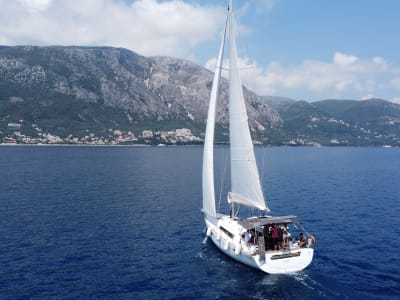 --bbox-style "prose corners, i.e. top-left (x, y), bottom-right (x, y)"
top-left (0, 143), bottom-right (396, 148)
top-left (0, 143), bottom-right (151, 147)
